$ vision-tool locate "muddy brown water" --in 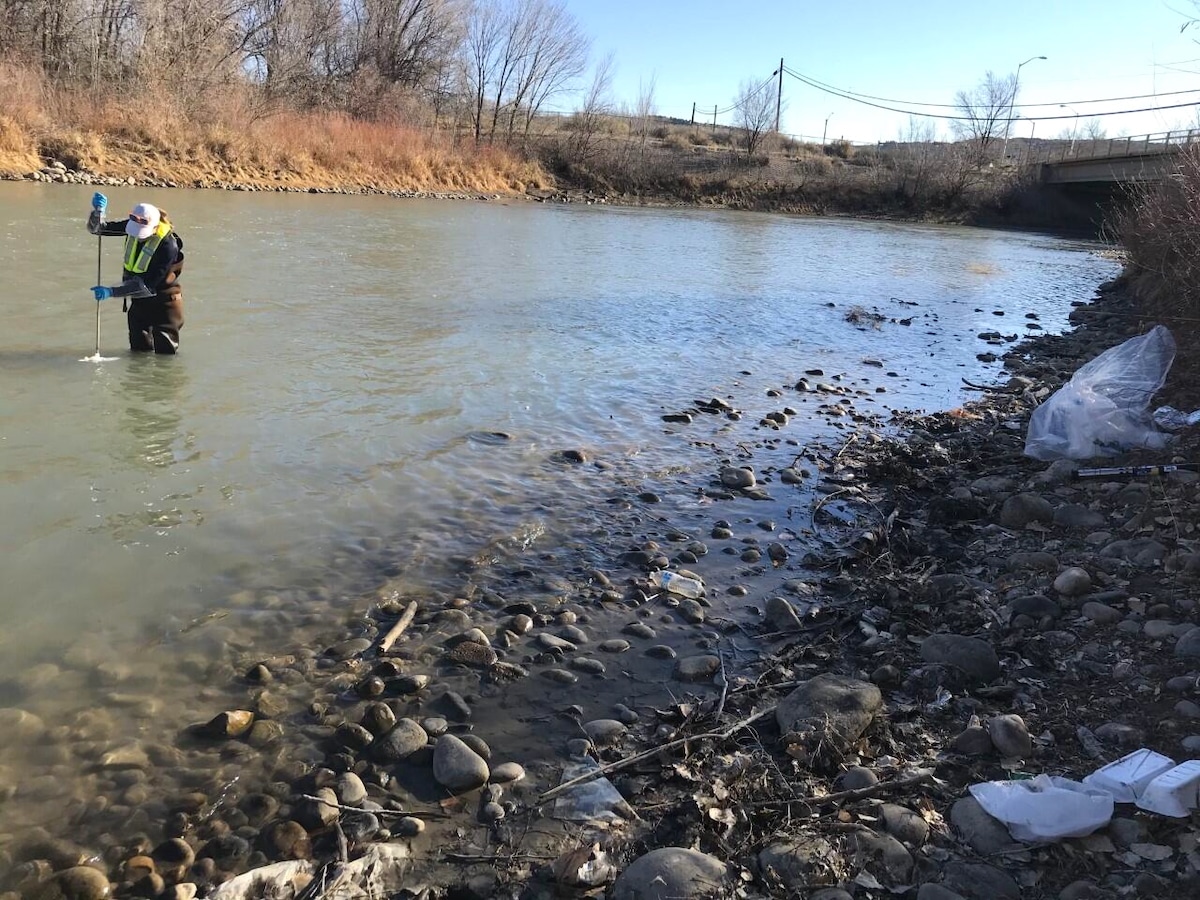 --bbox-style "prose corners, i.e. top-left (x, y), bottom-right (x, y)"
top-left (0, 183), bottom-right (1119, 878)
